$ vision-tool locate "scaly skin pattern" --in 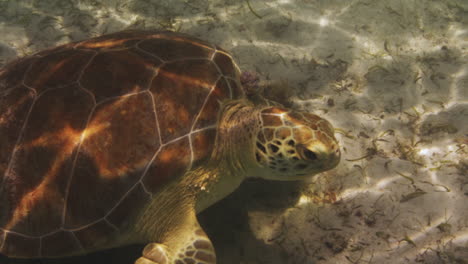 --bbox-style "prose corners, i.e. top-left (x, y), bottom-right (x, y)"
top-left (255, 107), bottom-right (340, 180)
